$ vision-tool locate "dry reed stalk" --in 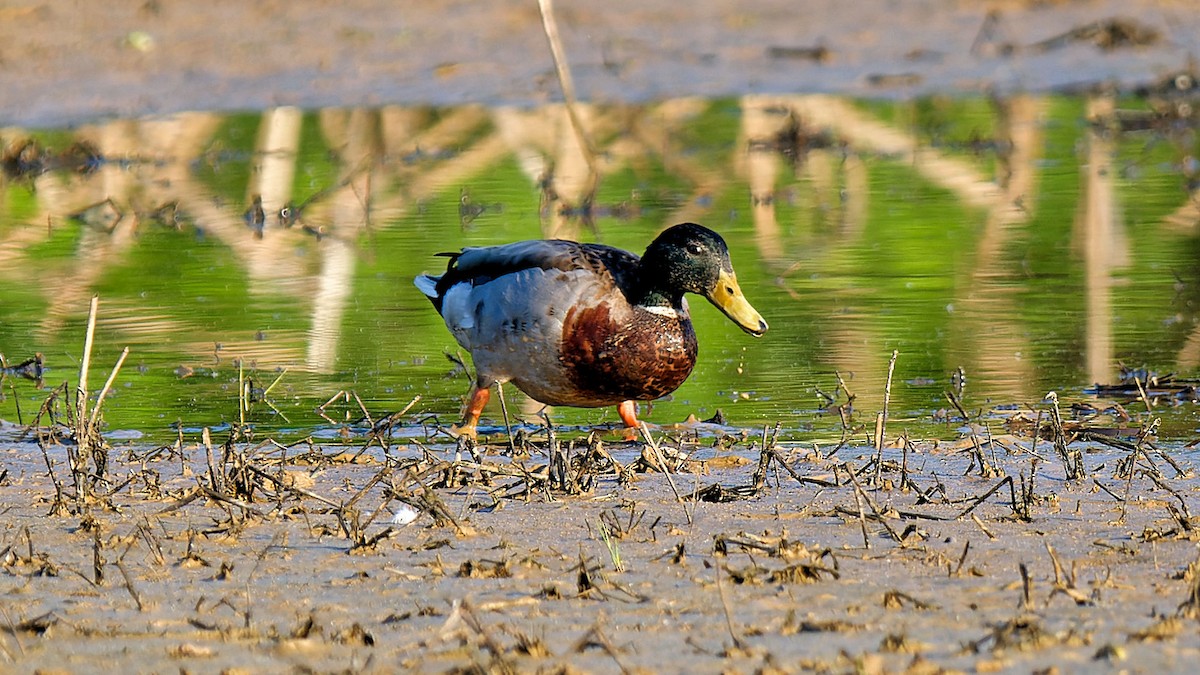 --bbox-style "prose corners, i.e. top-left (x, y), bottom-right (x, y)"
top-left (88, 346), bottom-right (129, 432)
top-left (115, 559), bottom-right (145, 612)
top-left (715, 563), bottom-right (747, 651)
top-left (873, 350), bottom-right (899, 484)
top-left (638, 422), bottom-right (691, 524)
top-left (69, 298), bottom-right (101, 506)
top-left (952, 475), bottom-right (1016, 520)
top-left (494, 382), bottom-right (515, 455)
top-left (76, 295), bottom-right (99, 425)
top-left (237, 360), bottom-right (246, 430)
top-left (845, 464), bottom-right (902, 542)
top-left (835, 369), bottom-right (855, 402)
top-left (1133, 373), bottom-right (1153, 412)
top-left (952, 541), bottom-right (971, 576)
top-left (1019, 562), bottom-right (1033, 611)
top-left (1045, 391), bottom-right (1084, 479)
top-left (849, 473), bottom-right (871, 549)
top-left (751, 426), bottom-right (772, 492)
top-left (945, 389), bottom-right (970, 420)
top-left (64, 296), bottom-right (130, 508)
